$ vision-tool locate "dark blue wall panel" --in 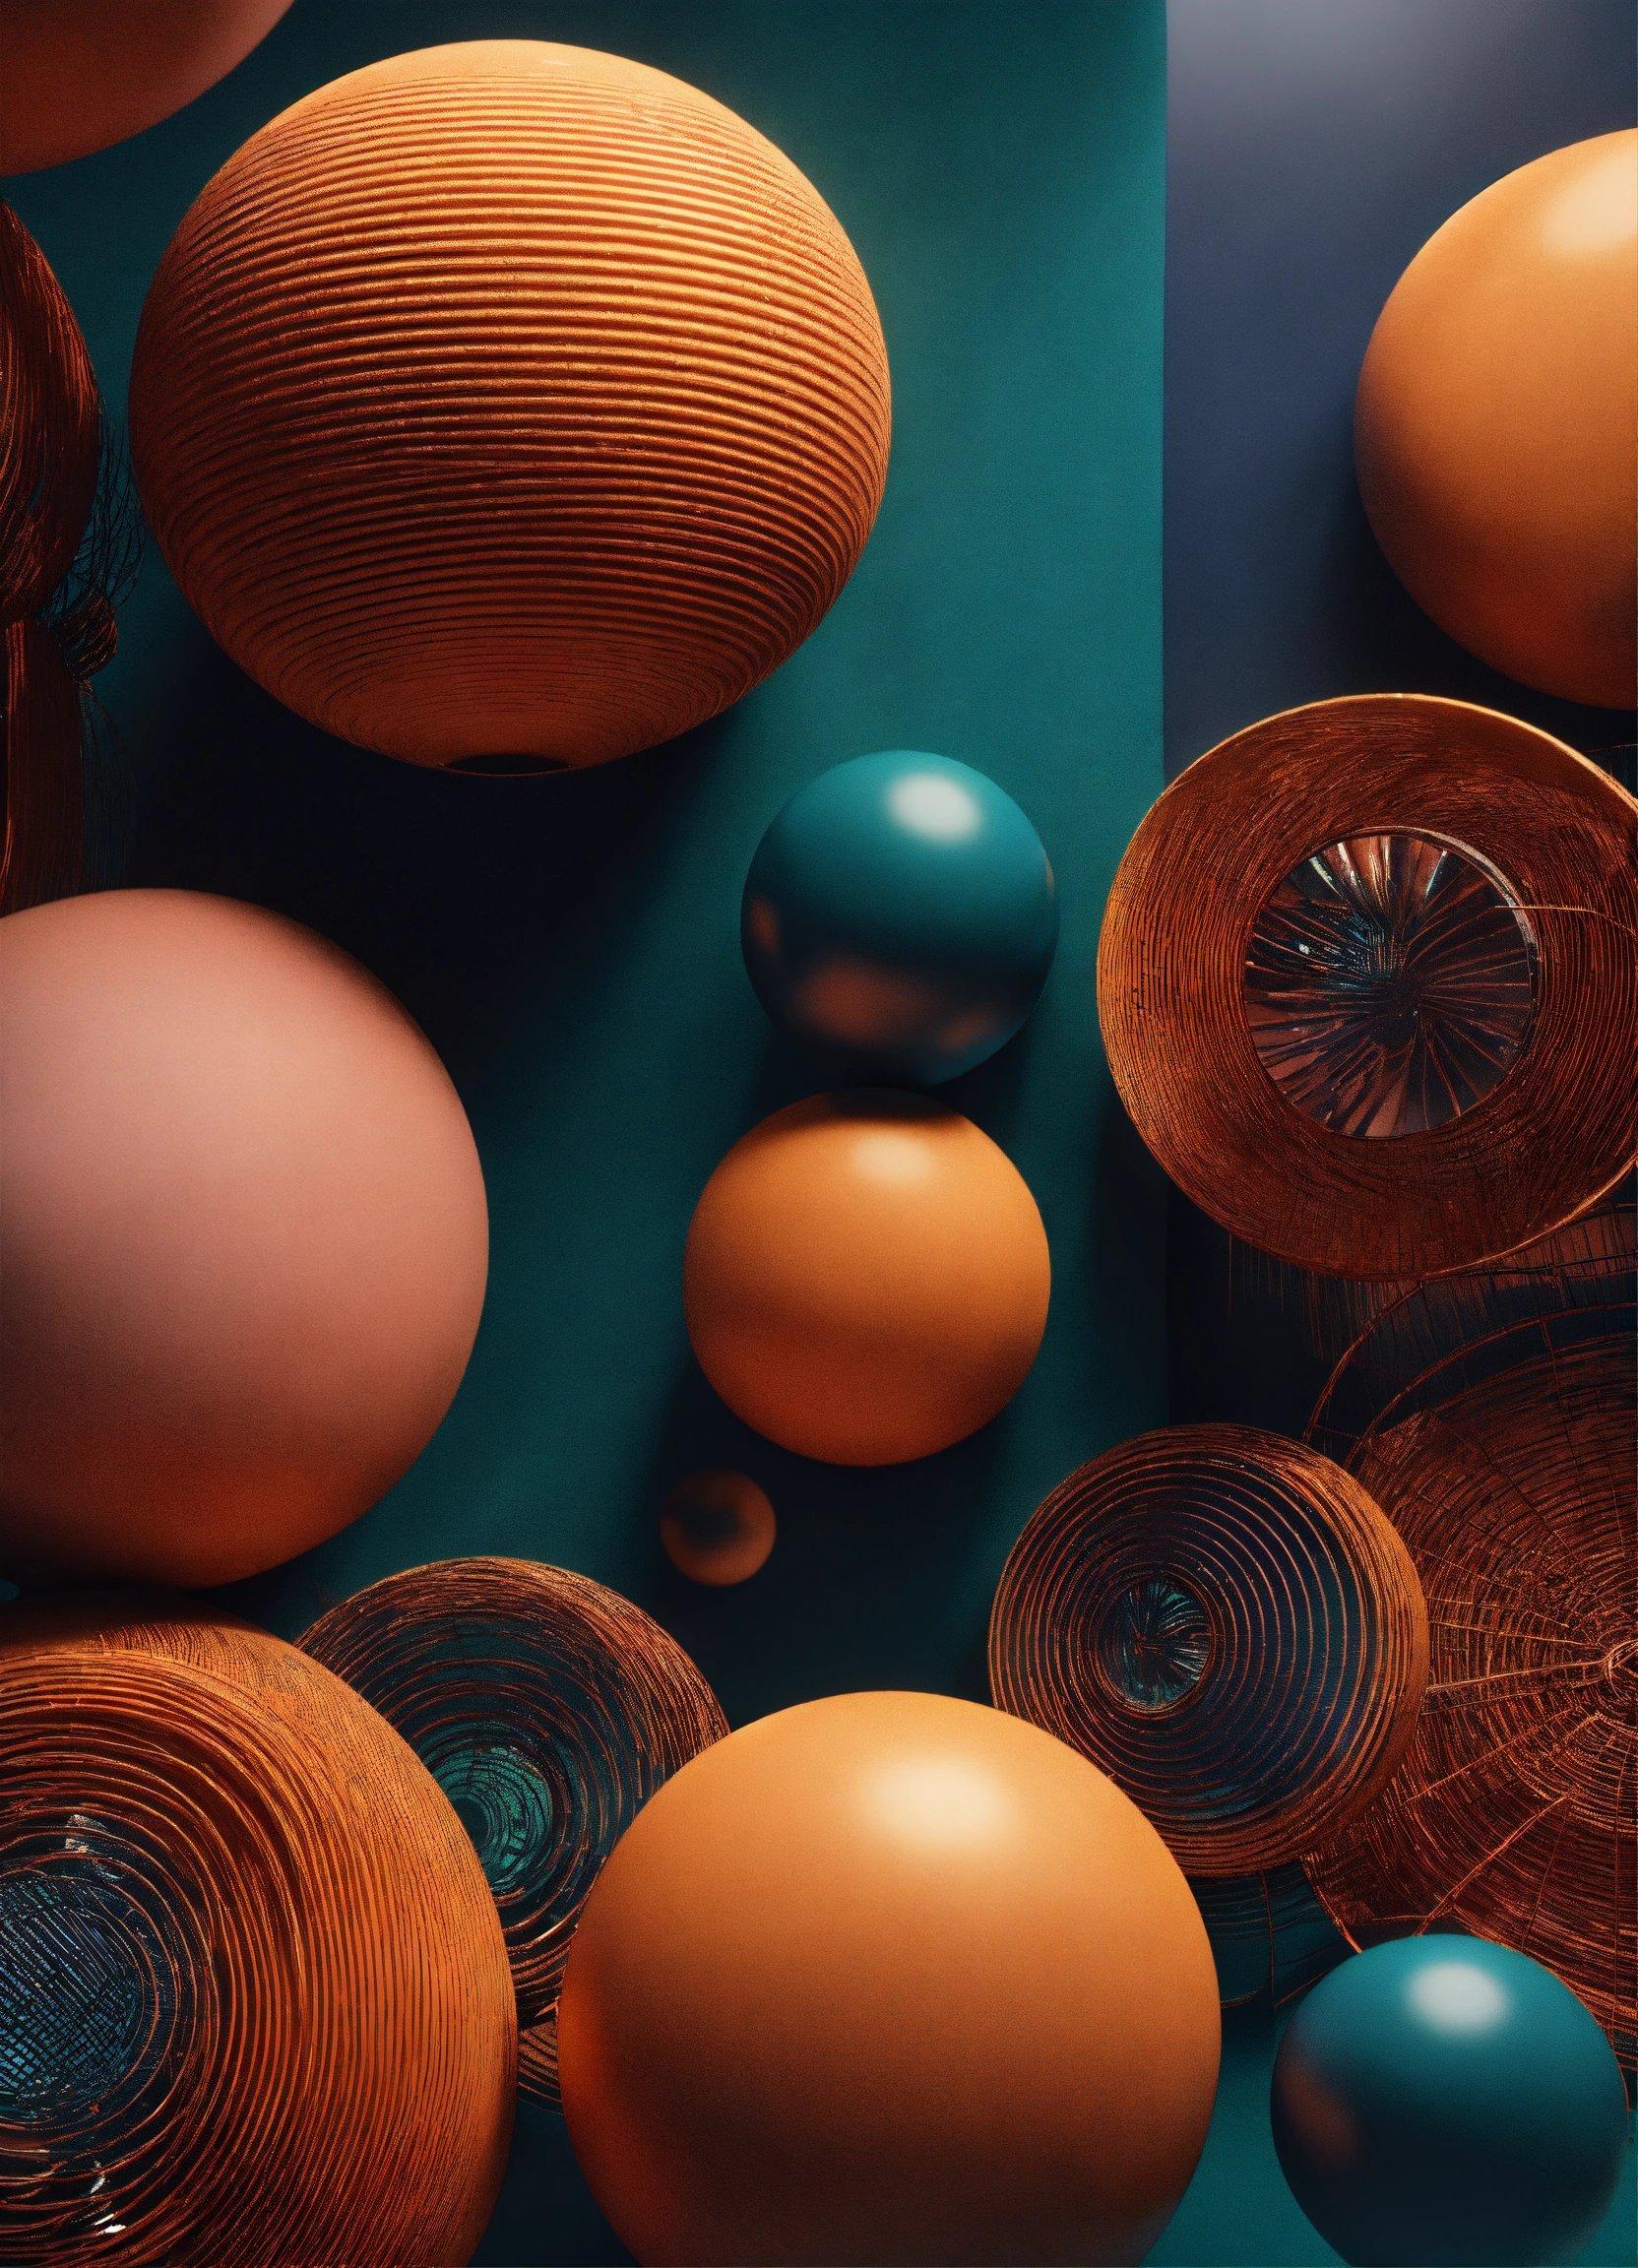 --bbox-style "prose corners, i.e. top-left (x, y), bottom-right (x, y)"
top-left (1163, 0), bottom-right (1636, 1438)
top-left (1165, 0), bottom-right (1635, 784)
top-left (1154, 13), bottom-right (1636, 2261)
